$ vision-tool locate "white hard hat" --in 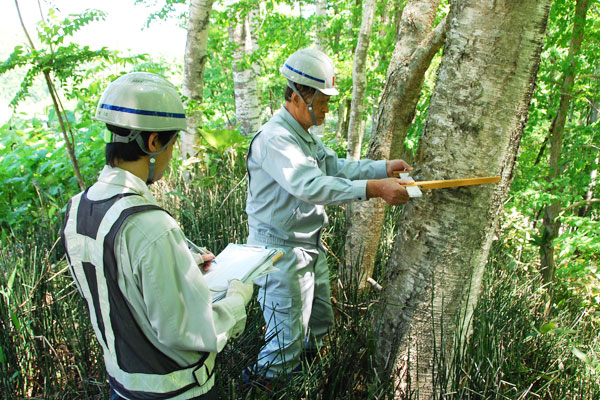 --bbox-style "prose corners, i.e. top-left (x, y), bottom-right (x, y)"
top-left (94, 72), bottom-right (187, 132)
top-left (280, 48), bottom-right (339, 96)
